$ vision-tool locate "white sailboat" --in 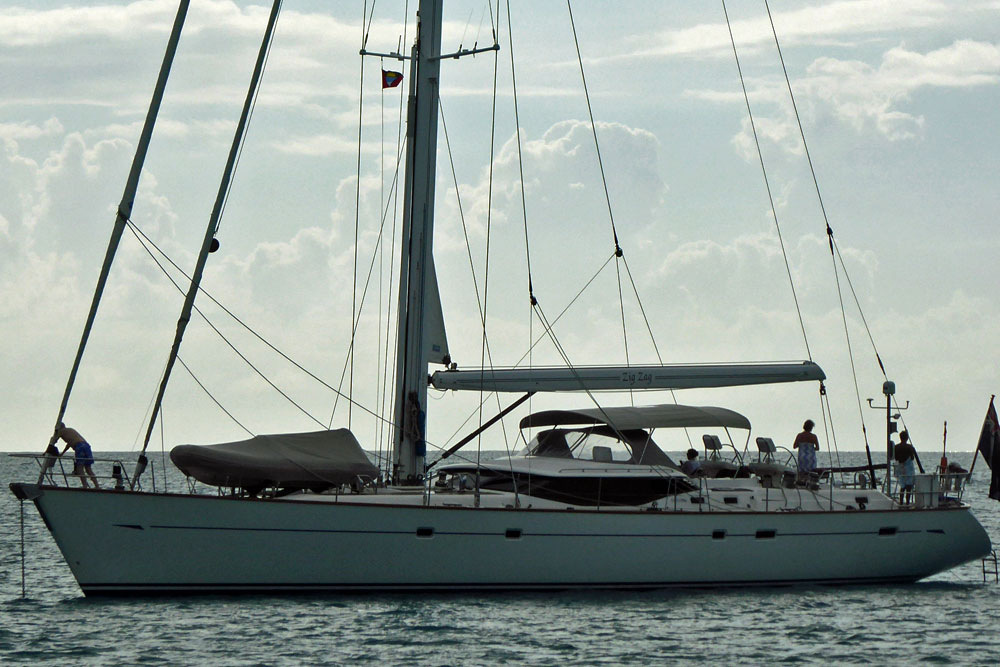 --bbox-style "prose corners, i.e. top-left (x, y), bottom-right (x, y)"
top-left (10, 0), bottom-right (992, 595)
